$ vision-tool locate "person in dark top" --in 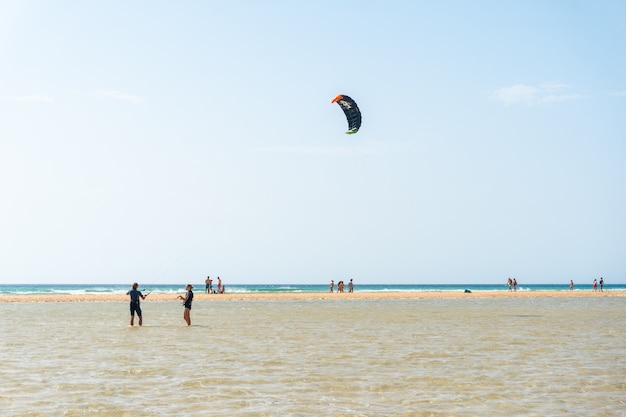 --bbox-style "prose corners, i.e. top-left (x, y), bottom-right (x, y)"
top-left (177, 284), bottom-right (194, 326)
top-left (348, 279), bottom-right (354, 293)
top-left (205, 276), bottom-right (212, 294)
top-left (126, 282), bottom-right (146, 326)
